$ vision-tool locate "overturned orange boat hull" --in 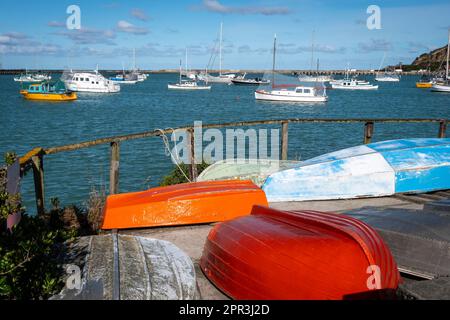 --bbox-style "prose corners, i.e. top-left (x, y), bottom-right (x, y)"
top-left (101, 180), bottom-right (268, 230)
top-left (201, 206), bottom-right (400, 300)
